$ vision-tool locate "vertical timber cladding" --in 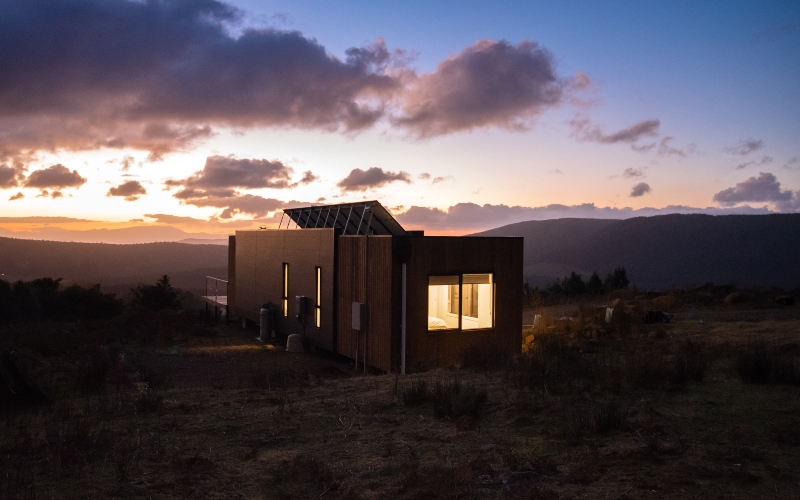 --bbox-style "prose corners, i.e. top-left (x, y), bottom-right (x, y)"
top-left (234, 229), bottom-right (336, 350)
top-left (336, 236), bottom-right (394, 372)
top-left (406, 237), bottom-right (523, 371)
top-left (227, 235), bottom-right (236, 317)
